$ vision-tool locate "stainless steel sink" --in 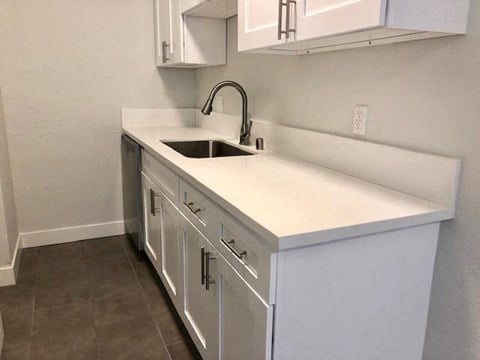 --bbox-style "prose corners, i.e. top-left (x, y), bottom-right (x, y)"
top-left (162, 140), bottom-right (254, 158)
